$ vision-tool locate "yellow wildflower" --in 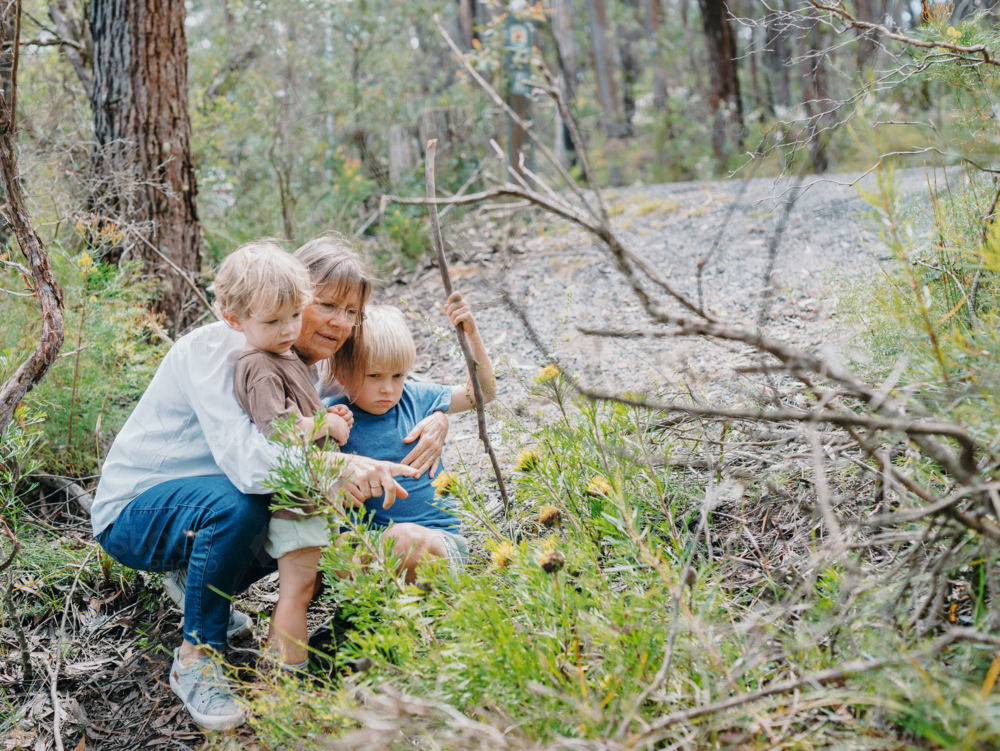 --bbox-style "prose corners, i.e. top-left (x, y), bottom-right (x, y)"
top-left (537, 504), bottom-right (561, 528)
top-left (77, 252), bottom-right (94, 271)
top-left (492, 540), bottom-right (516, 568)
top-left (585, 475), bottom-right (613, 496)
top-left (537, 547), bottom-right (565, 573)
top-left (516, 448), bottom-right (540, 472)
top-left (431, 471), bottom-right (457, 495)
top-left (946, 26), bottom-right (961, 38)
top-left (535, 364), bottom-right (559, 383)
